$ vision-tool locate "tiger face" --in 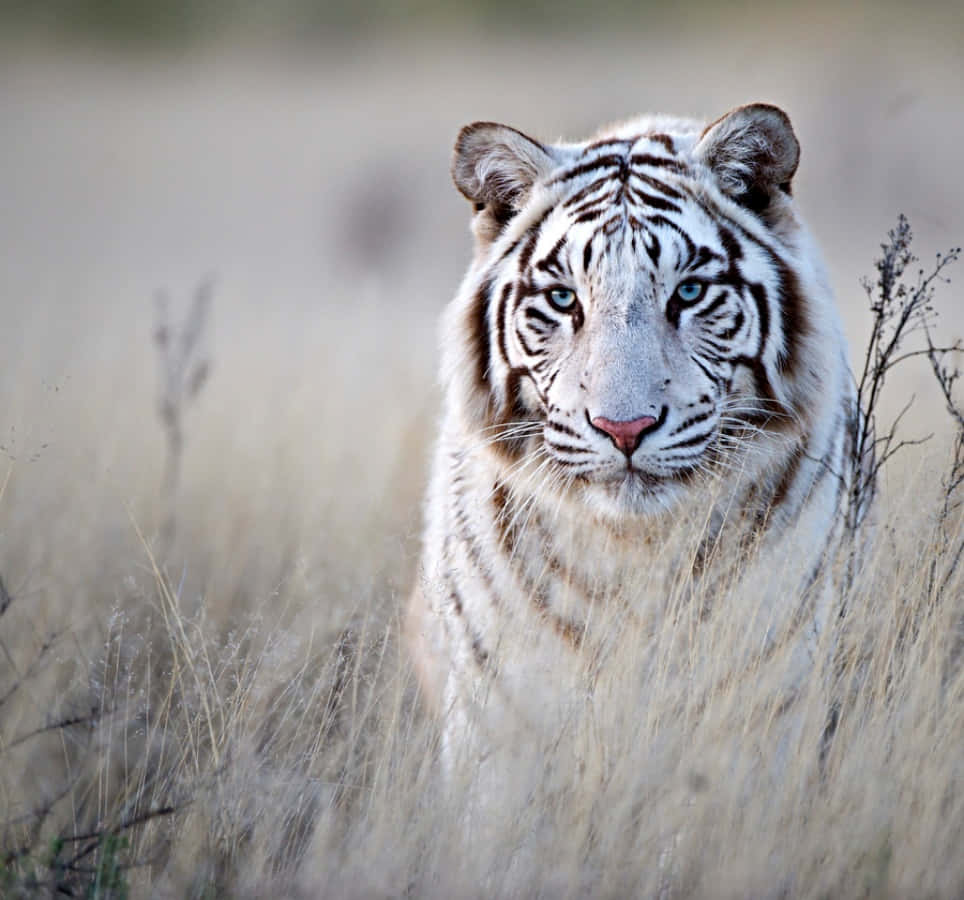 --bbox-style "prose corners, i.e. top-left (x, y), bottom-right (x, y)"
top-left (448, 106), bottom-right (810, 517)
